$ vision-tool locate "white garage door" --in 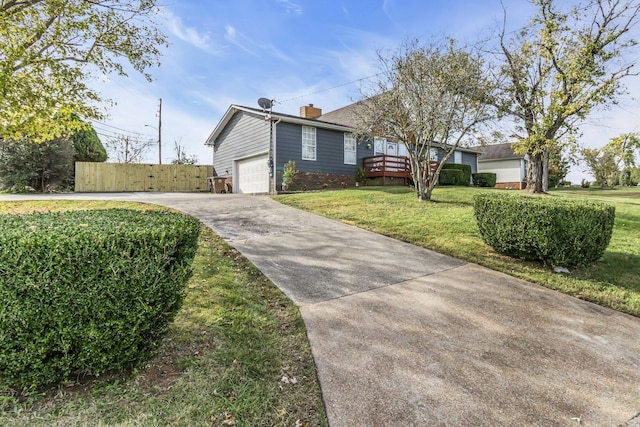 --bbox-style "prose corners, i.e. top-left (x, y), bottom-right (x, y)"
top-left (237, 154), bottom-right (269, 194)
